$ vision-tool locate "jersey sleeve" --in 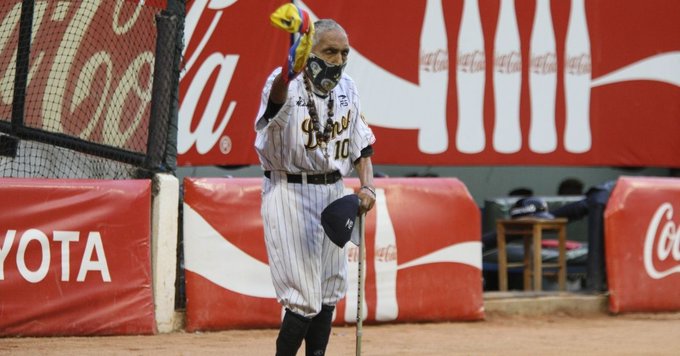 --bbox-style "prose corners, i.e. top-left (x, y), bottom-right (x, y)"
top-left (348, 93), bottom-right (376, 163)
top-left (254, 68), bottom-right (295, 132)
